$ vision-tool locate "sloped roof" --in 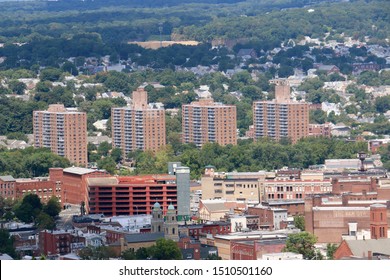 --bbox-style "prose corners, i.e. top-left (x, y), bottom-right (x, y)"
top-left (0, 253), bottom-right (13, 260)
top-left (63, 167), bottom-right (102, 175)
top-left (202, 202), bottom-right (228, 212)
top-left (237, 49), bottom-right (256, 57)
top-left (124, 232), bottom-right (164, 243)
top-left (346, 239), bottom-right (390, 257)
top-left (0, 175), bottom-right (15, 182)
